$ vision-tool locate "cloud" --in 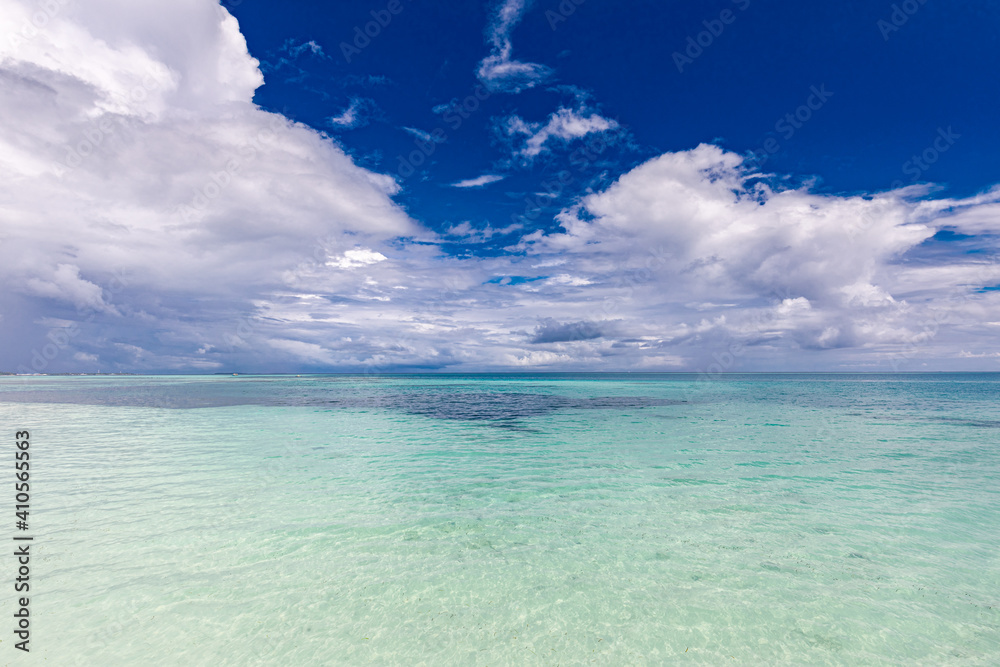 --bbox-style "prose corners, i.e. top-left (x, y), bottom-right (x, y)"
top-left (340, 73), bottom-right (391, 88)
top-left (445, 221), bottom-right (522, 242)
top-left (329, 97), bottom-right (377, 129)
top-left (477, 0), bottom-right (553, 93)
top-left (501, 105), bottom-right (618, 159)
top-left (402, 126), bottom-right (445, 143)
top-left (267, 338), bottom-right (340, 365)
top-left (258, 39), bottom-right (329, 84)
top-left (24, 264), bottom-right (120, 315)
top-left (540, 144), bottom-right (931, 306)
top-left (512, 143), bottom-right (1000, 366)
top-left (958, 351), bottom-right (1000, 359)
top-left (0, 0), bottom-right (420, 372)
top-left (326, 248), bottom-right (388, 269)
top-left (241, 143), bottom-right (1000, 369)
top-left (530, 319), bottom-right (617, 343)
top-left (283, 39), bottom-right (326, 59)
top-left (4, 1), bottom-right (1000, 374)
top-left (451, 174), bottom-right (505, 188)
